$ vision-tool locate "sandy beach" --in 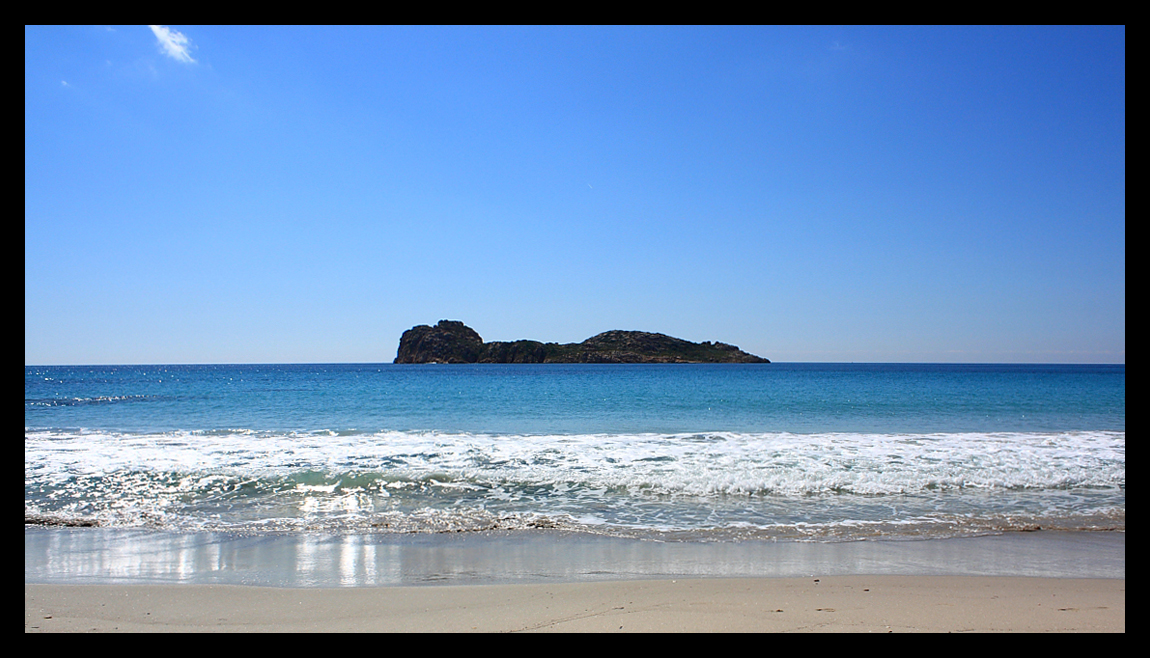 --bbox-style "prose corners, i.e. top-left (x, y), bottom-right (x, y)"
top-left (25, 528), bottom-right (1124, 632)
top-left (25, 576), bottom-right (1124, 632)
